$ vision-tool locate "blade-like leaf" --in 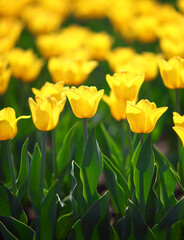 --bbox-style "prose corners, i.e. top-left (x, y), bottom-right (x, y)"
top-left (56, 212), bottom-right (74, 240)
top-left (0, 221), bottom-right (18, 240)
